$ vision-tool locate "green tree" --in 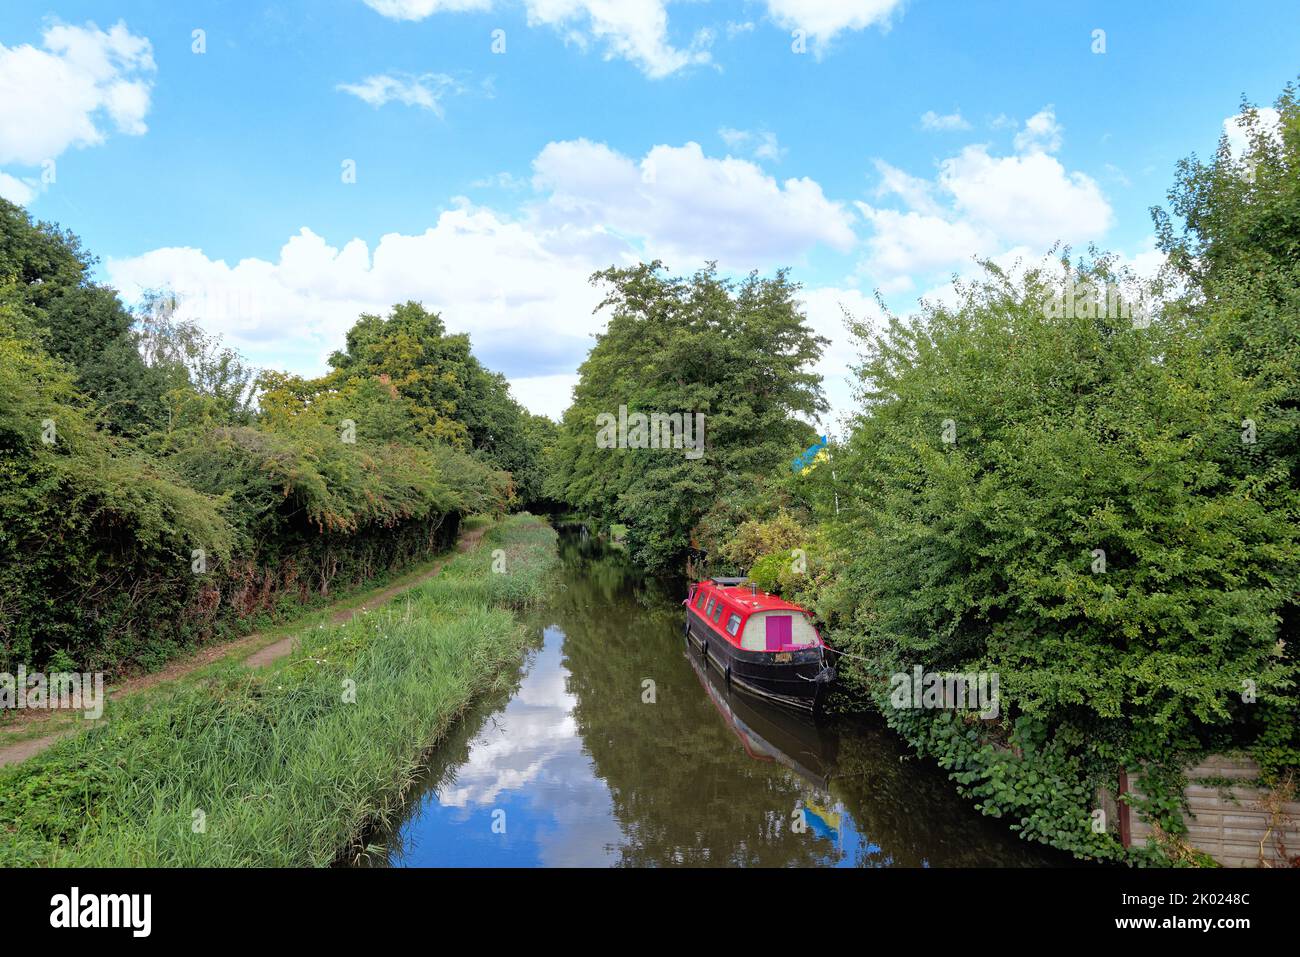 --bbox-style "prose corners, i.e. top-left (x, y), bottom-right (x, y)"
top-left (320, 301), bottom-right (546, 504)
top-left (1152, 84), bottom-right (1300, 479)
top-left (134, 290), bottom-right (258, 431)
top-left (548, 262), bottom-right (826, 570)
top-left (0, 199), bottom-right (168, 434)
top-left (834, 253), bottom-right (1298, 719)
top-left (0, 296), bottom-right (230, 670)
